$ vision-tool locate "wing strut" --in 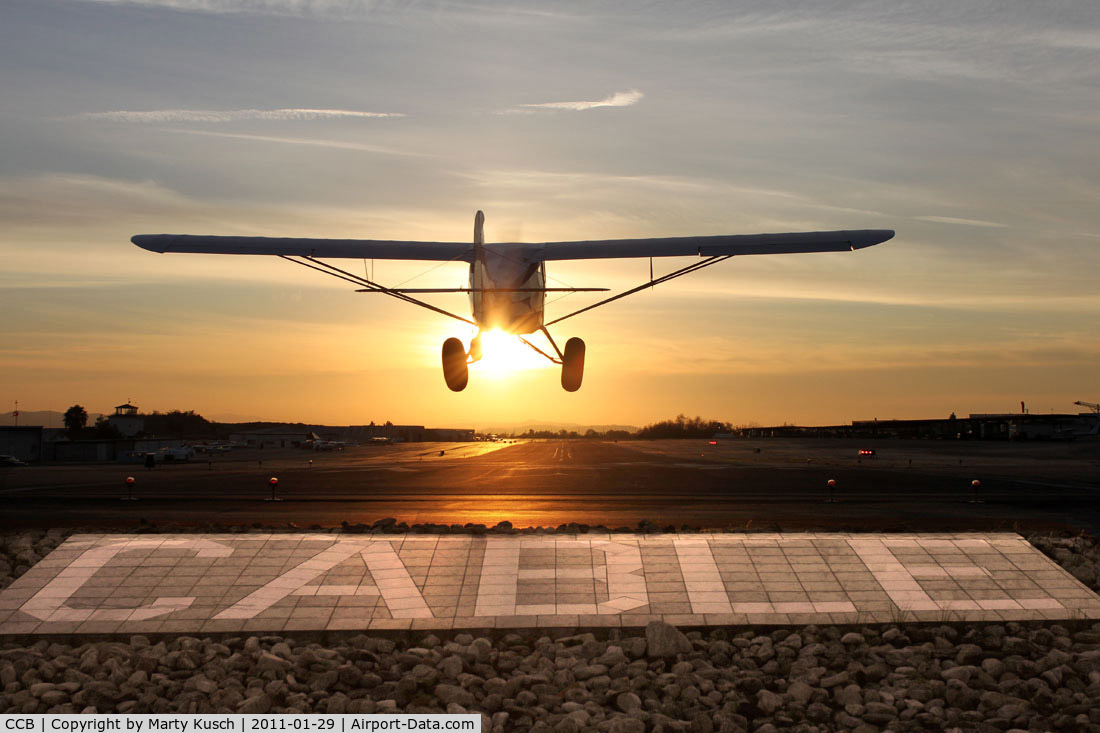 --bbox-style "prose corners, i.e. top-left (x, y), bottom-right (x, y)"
top-left (279, 255), bottom-right (477, 327)
top-left (543, 255), bottom-right (732, 327)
